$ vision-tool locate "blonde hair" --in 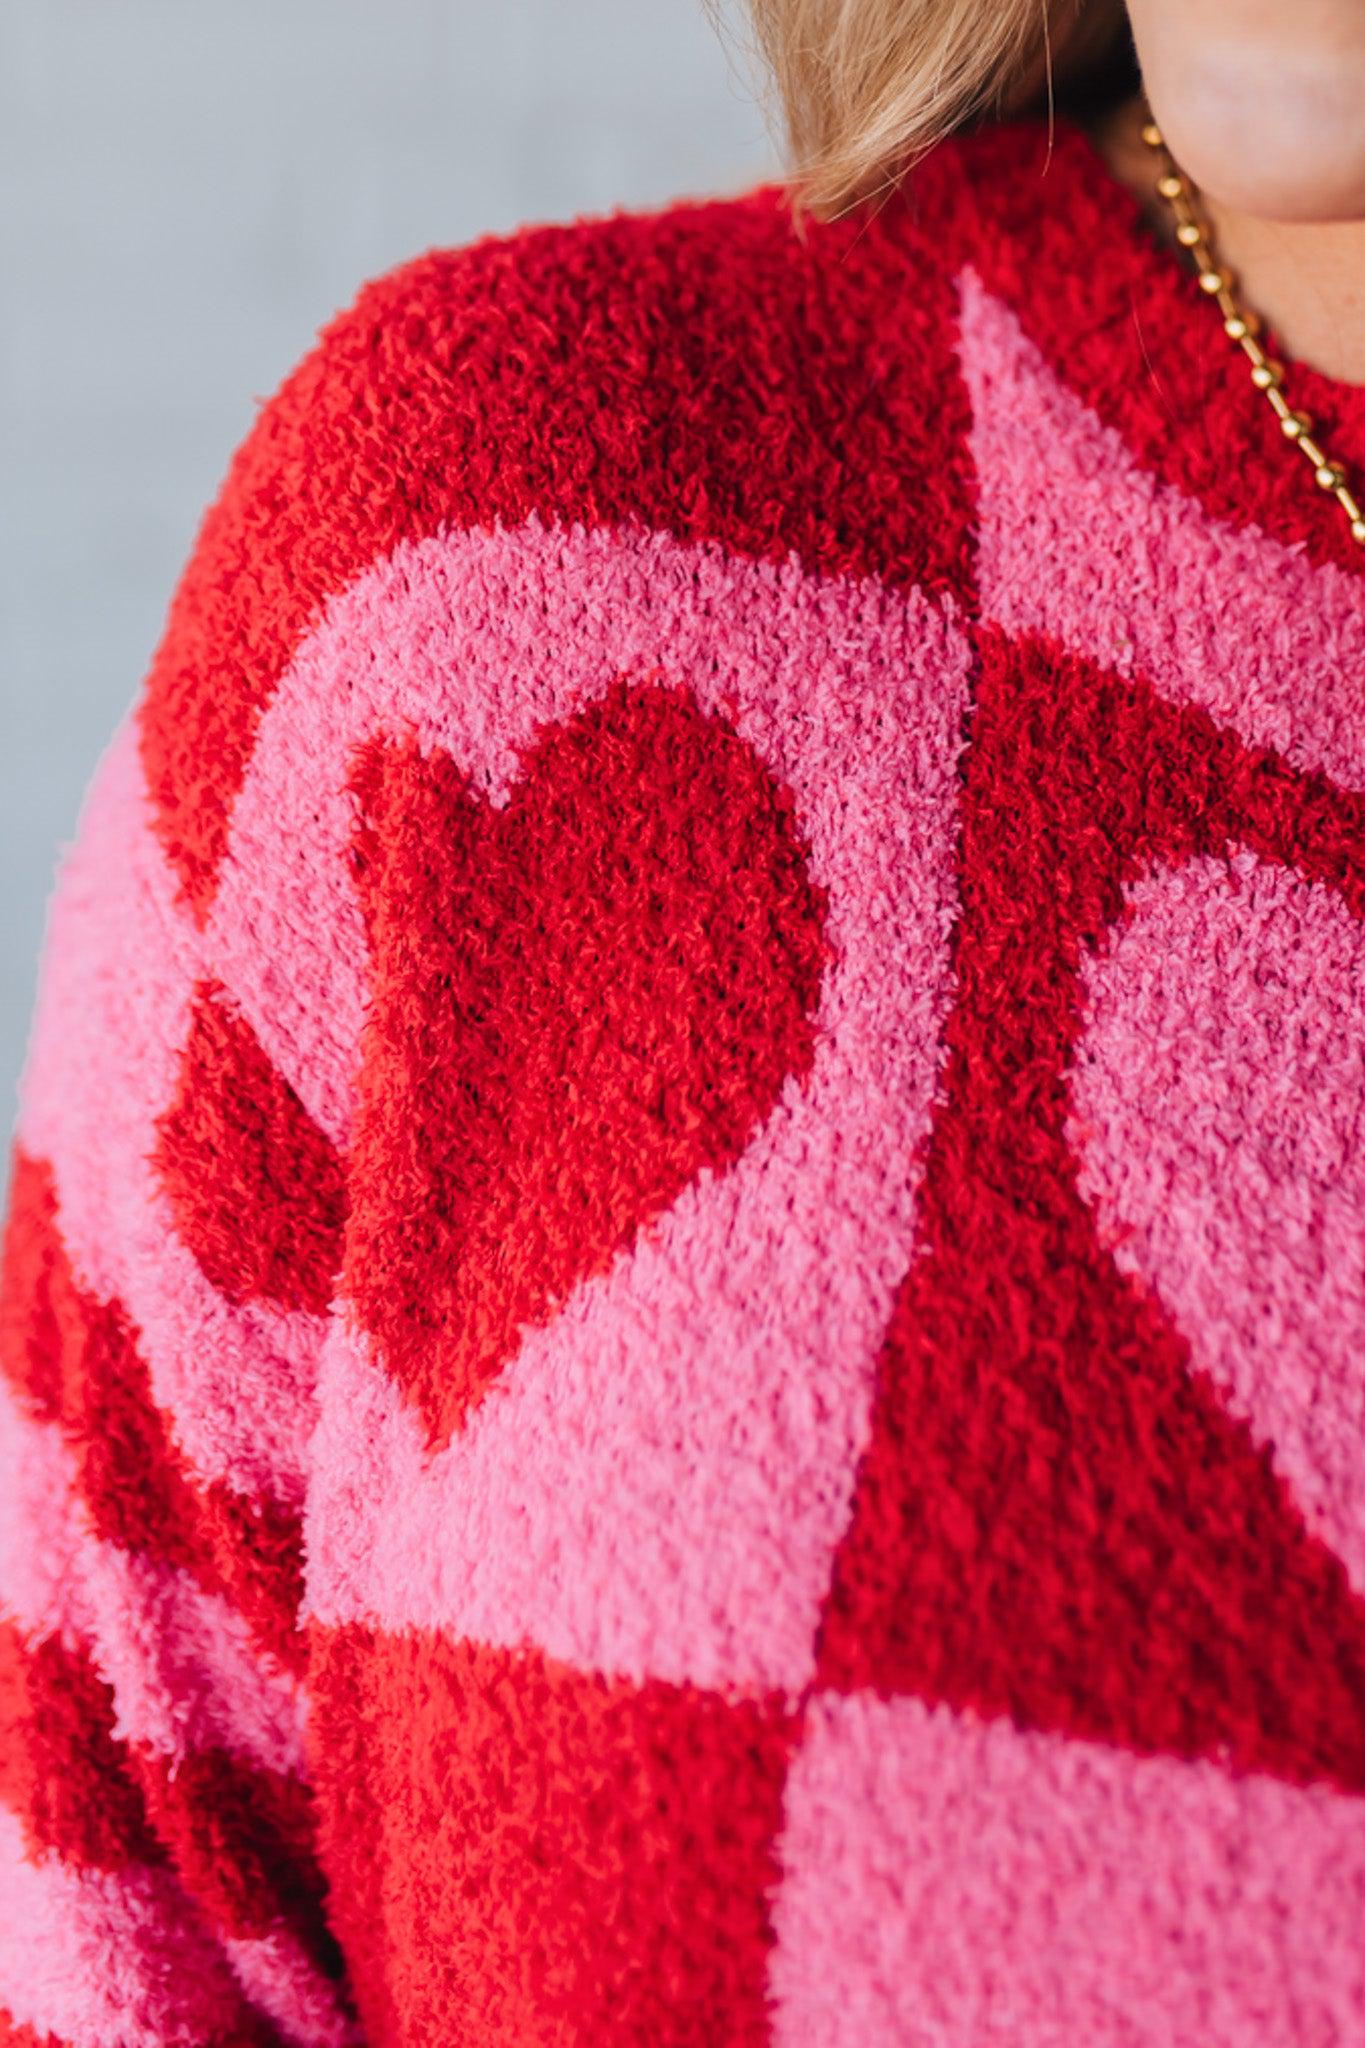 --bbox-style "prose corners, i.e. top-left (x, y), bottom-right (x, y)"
top-left (724, 0), bottom-right (1131, 217)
